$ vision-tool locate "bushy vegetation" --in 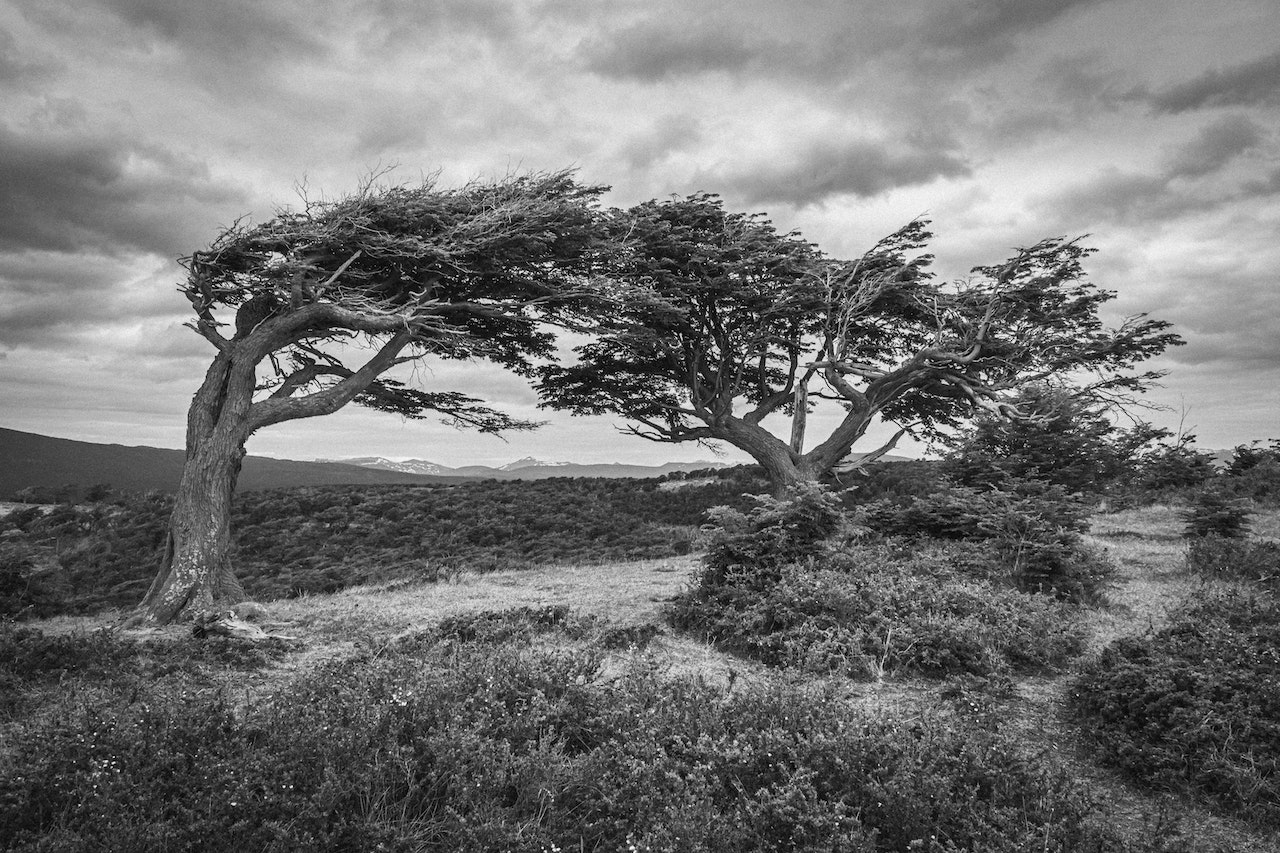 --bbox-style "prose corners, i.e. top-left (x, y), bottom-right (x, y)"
top-left (1185, 537), bottom-right (1280, 588)
top-left (7, 432), bottom-right (1280, 849)
top-left (857, 479), bottom-right (1113, 603)
top-left (939, 384), bottom-right (1164, 496)
top-left (1, 495), bottom-right (172, 617)
top-left (1181, 488), bottom-right (1254, 538)
top-left (0, 623), bottom-right (293, 716)
top-left (1, 617), bottom-right (1130, 853)
top-left (670, 487), bottom-right (1089, 679)
top-left (0, 476), bottom-right (759, 618)
top-left (1071, 592), bottom-right (1280, 829)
